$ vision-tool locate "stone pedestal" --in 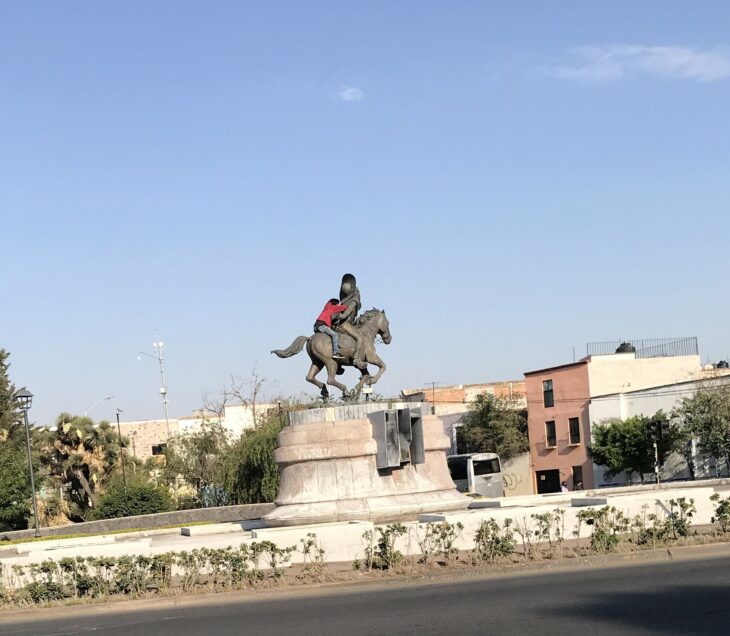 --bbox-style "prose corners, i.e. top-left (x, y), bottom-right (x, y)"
top-left (263, 403), bottom-right (470, 526)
